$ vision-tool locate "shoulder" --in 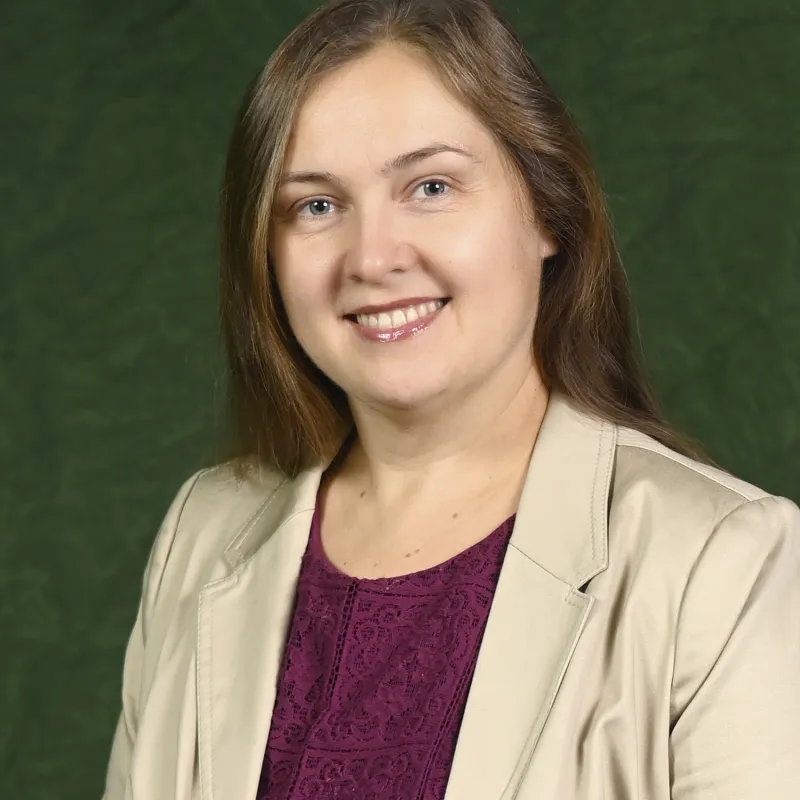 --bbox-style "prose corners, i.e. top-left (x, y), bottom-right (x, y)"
top-left (607, 424), bottom-right (799, 599)
top-left (611, 430), bottom-right (800, 744)
top-left (175, 461), bottom-right (287, 538)
top-left (139, 462), bottom-right (287, 625)
top-left (170, 460), bottom-right (286, 560)
top-left (615, 426), bottom-right (770, 506)
top-left (603, 426), bottom-right (798, 589)
top-left (611, 426), bottom-right (790, 542)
